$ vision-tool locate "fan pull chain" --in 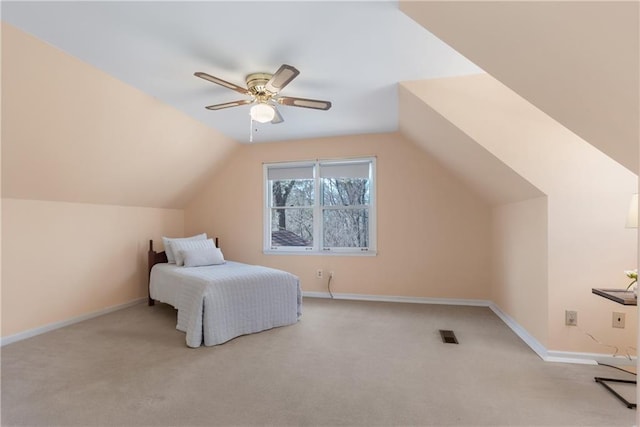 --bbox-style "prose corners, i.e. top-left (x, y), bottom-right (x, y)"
top-left (249, 116), bottom-right (254, 143)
